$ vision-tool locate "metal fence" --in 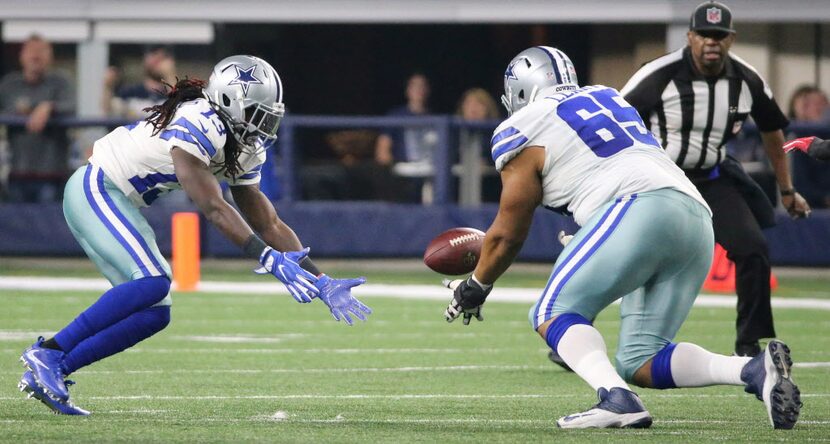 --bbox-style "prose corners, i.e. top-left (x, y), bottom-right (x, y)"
top-left (2, 115), bottom-right (830, 206)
